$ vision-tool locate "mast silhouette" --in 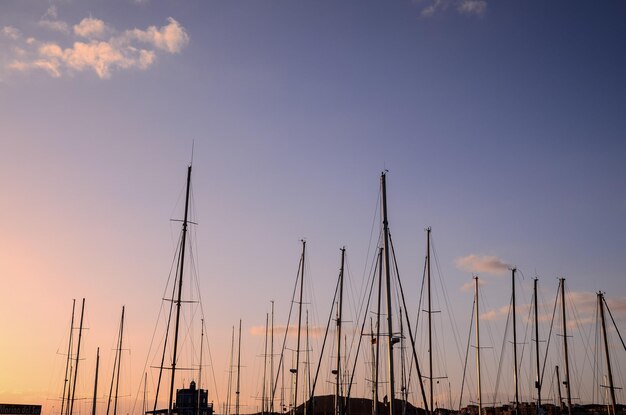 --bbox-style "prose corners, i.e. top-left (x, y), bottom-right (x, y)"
top-left (512, 268), bottom-right (519, 415)
top-left (474, 277), bottom-right (482, 415)
top-left (236, 319), bottom-right (242, 415)
top-left (107, 306), bottom-right (125, 415)
top-left (61, 300), bottom-right (76, 415)
top-left (335, 248), bottom-right (345, 415)
top-left (69, 298), bottom-right (85, 415)
top-left (426, 228), bottom-right (433, 415)
top-left (533, 279), bottom-right (542, 414)
top-left (559, 278), bottom-right (572, 415)
top-left (92, 347), bottom-right (100, 415)
top-left (293, 240), bottom-right (306, 415)
top-left (270, 301), bottom-right (275, 413)
top-left (381, 172), bottom-right (396, 415)
top-left (598, 292), bottom-right (617, 415)
top-left (168, 164), bottom-right (192, 414)
top-left (263, 314), bottom-right (269, 415)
